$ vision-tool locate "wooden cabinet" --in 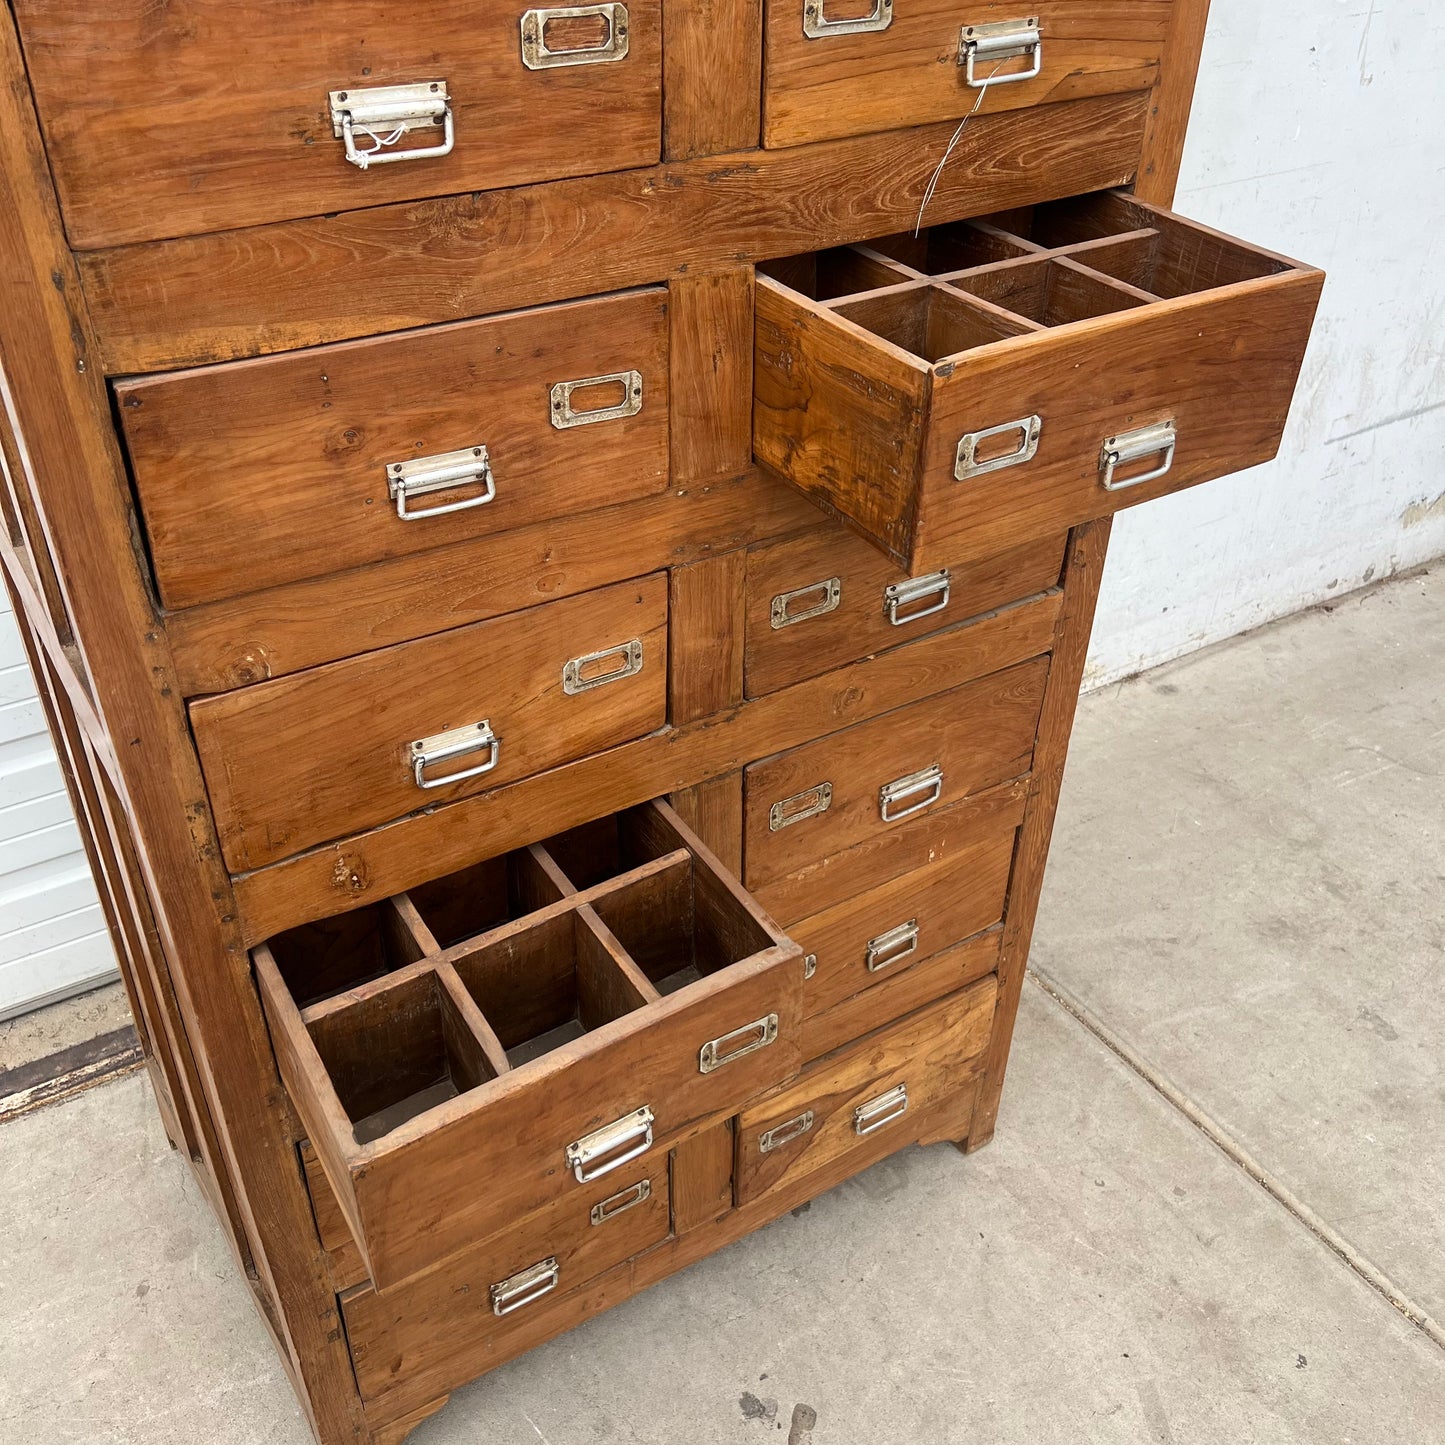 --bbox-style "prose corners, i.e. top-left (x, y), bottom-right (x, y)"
top-left (0, 1), bottom-right (1321, 1439)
